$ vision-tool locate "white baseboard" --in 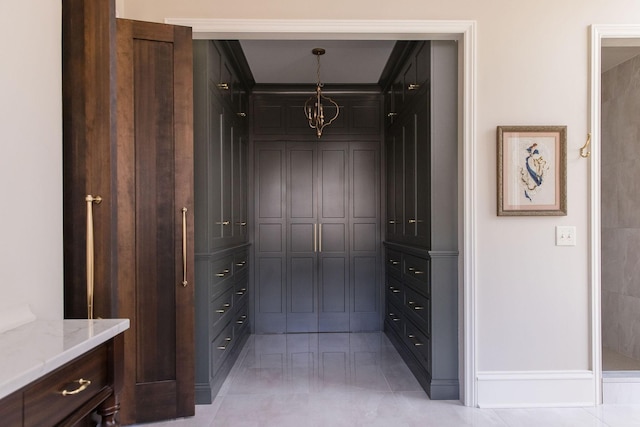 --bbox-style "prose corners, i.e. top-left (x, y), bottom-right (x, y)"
top-left (476, 371), bottom-right (595, 408)
top-left (603, 374), bottom-right (640, 404)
